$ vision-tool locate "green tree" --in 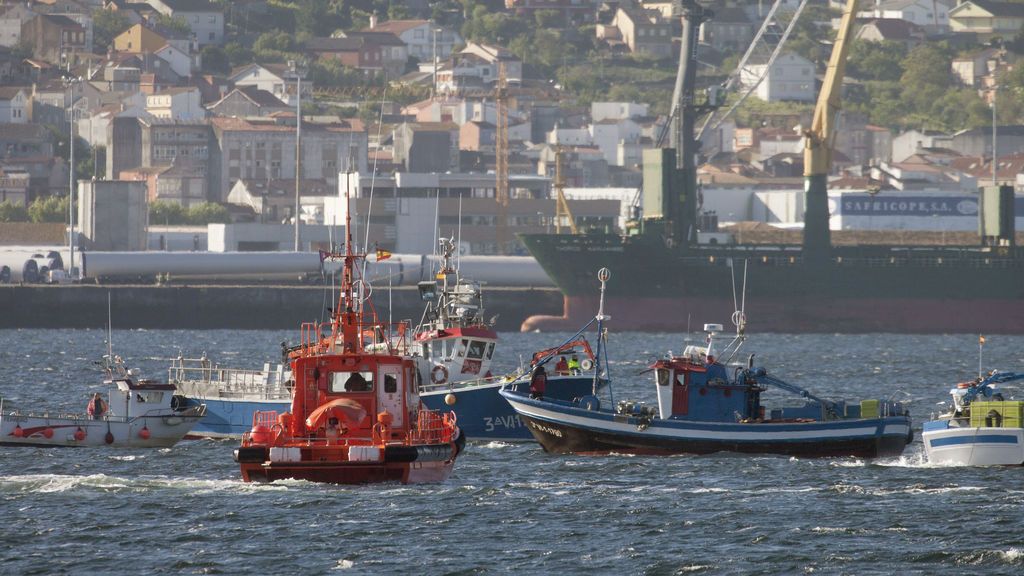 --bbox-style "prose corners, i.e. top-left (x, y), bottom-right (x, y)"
top-left (847, 40), bottom-right (906, 82)
top-left (154, 14), bottom-right (192, 38)
top-left (28, 196), bottom-right (69, 223)
top-left (187, 202), bottom-right (231, 225)
top-left (900, 44), bottom-right (954, 114)
top-left (223, 42), bottom-right (254, 68)
top-left (91, 9), bottom-right (132, 54)
top-left (535, 9), bottom-right (561, 29)
top-left (149, 200), bottom-right (188, 225)
top-left (201, 45), bottom-right (231, 75)
top-left (0, 201), bottom-right (28, 222)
